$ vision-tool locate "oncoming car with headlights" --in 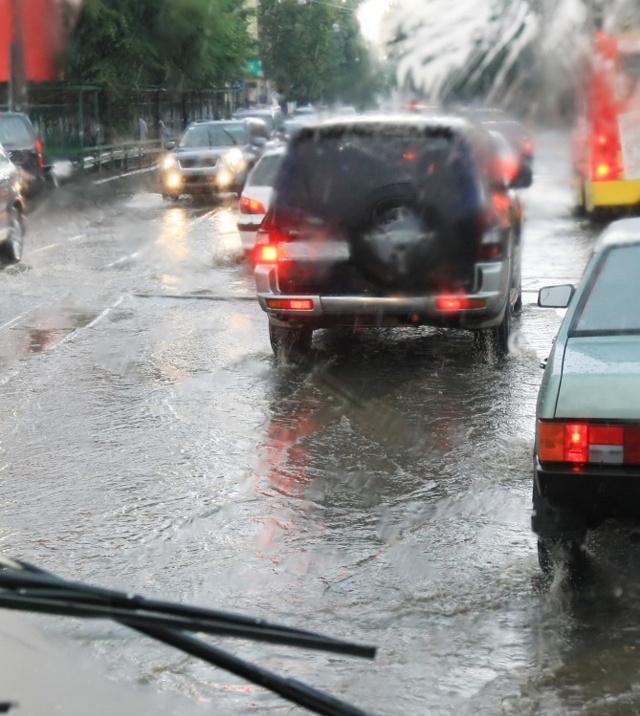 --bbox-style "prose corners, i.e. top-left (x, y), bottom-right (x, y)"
top-left (159, 119), bottom-right (270, 200)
